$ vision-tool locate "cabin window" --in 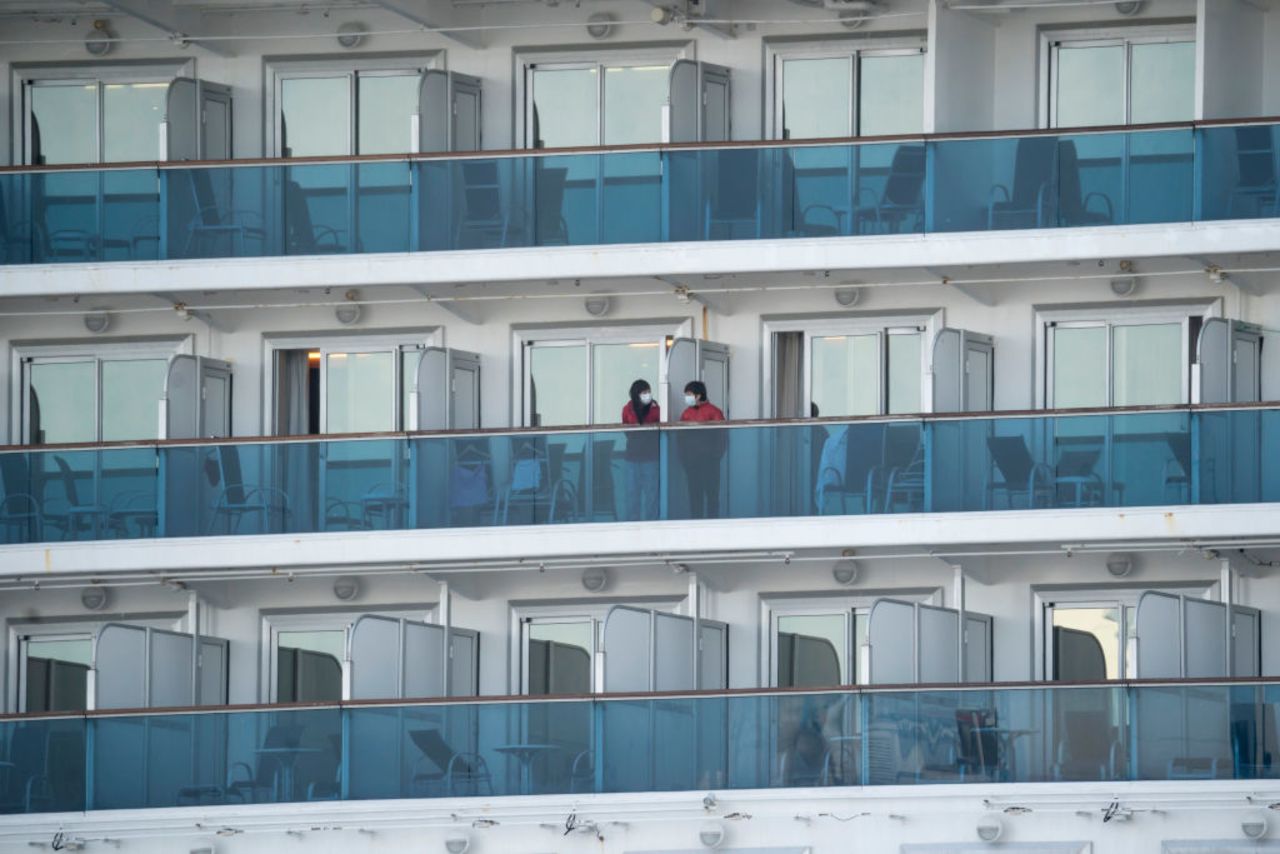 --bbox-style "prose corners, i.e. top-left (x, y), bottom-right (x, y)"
top-left (773, 46), bottom-right (925, 140)
top-left (17, 340), bottom-right (189, 444)
top-left (1044, 29), bottom-right (1194, 128)
top-left (516, 322), bottom-right (688, 427)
